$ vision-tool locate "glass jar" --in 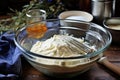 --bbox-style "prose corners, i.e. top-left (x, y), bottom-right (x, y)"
top-left (26, 9), bottom-right (46, 24)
